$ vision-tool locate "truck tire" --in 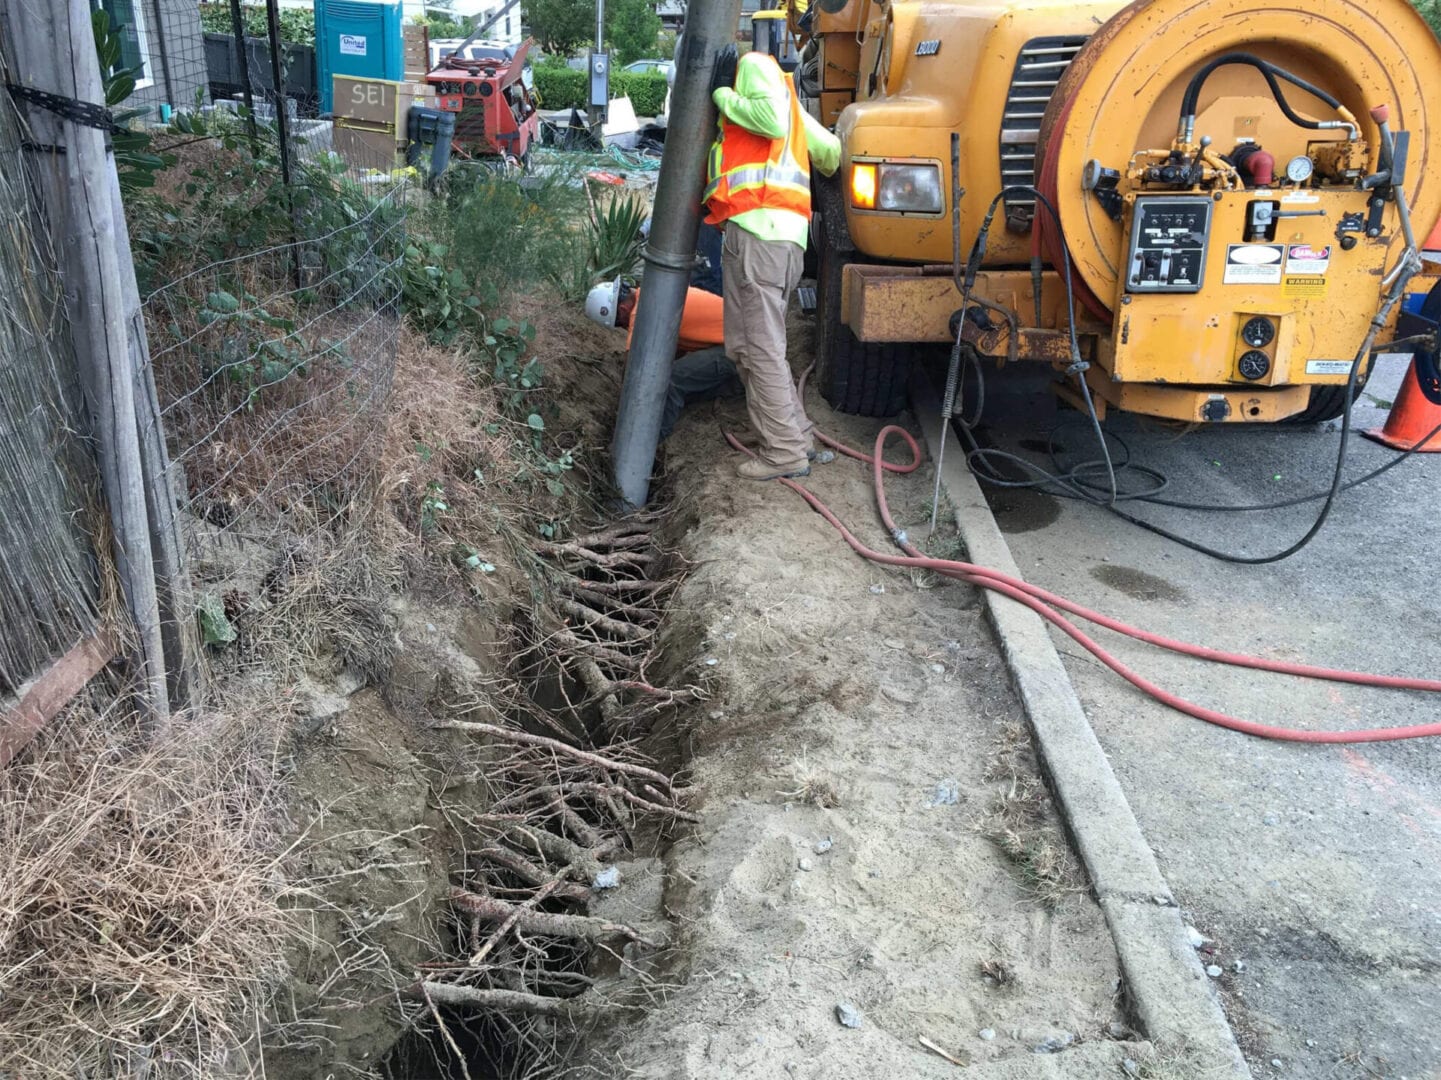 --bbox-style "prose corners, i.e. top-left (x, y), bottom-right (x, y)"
top-left (812, 175), bottom-right (913, 417)
top-left (1281, 365), bottom-right (1372, 424)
